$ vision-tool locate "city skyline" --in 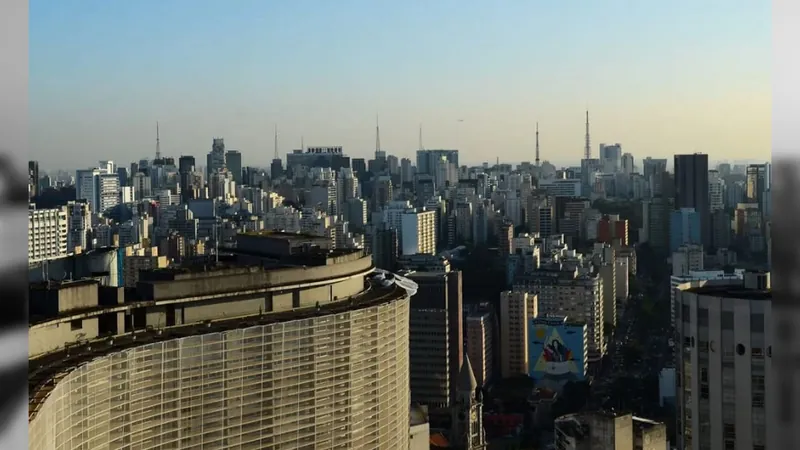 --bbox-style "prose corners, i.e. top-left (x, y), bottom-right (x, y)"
top-left (31, 1), bottom-right (770, 170)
